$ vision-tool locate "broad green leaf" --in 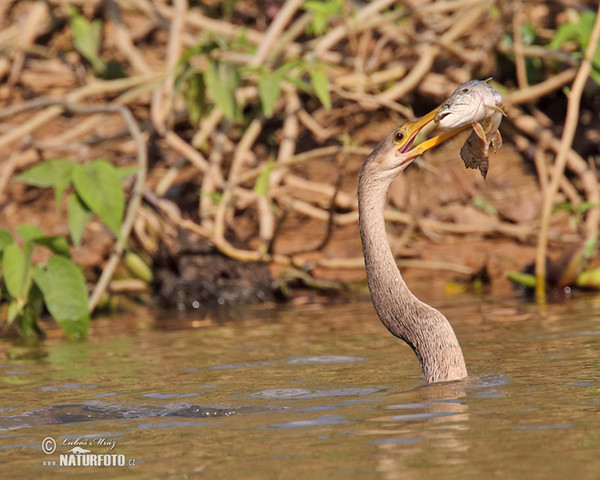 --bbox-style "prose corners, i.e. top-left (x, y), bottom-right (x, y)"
top-left (548, 12), bottom-right (599, 86)
top-left (14, 158), bottom-right (74, 188)
top-left (71, 160), bottom-right (124, 237)
top-left (3, 243), bottom-right (32, 299)
top-left (33, 255), bottom-right (89, 338)
top-left (549, 22), bottom-right (581, 49)
top-left (258, 72), bottom-right (281, 117)
top-left (550, 11), bottom-right (595, 48)
top-left (68, 6), bottom-right (106, 74)
top-left (34, 237), bottom-right (71, 258)
top-left (17, 224), bottom-right (44, 242)
top-left (0, 229), bottom-right (14, 252)
top-left (309, 69), bottom-right (332, 110)
top-left (15, 158), bottom-right (75, 206)
top-left (16, 224), bottom-right (70, 257)
top-left (254, 157), bottom-right (274, 197)
top-left (204, 60), bottom-right (240, 120)
top-left (68, 192), bottom-right (93, 247)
